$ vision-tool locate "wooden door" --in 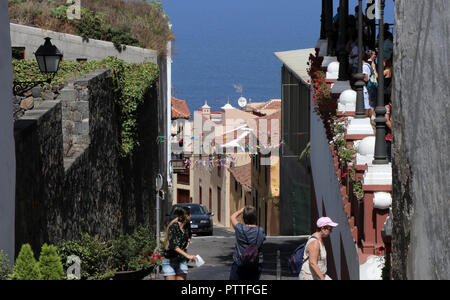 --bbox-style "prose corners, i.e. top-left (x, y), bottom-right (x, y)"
top-left (177, 189), bottom-right (190, 204)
